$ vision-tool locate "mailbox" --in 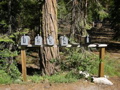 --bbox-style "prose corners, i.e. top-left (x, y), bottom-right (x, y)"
top-left (59, 35), bottom-right (68, 46)
top-left (35, 34), bottom-right (42, 46)
top-left (47, 35), bottom-right (54, 46)
top-left (85, 35), bottom-right (90, 44)
top-left (21, 34), bottom-right (30, 46)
